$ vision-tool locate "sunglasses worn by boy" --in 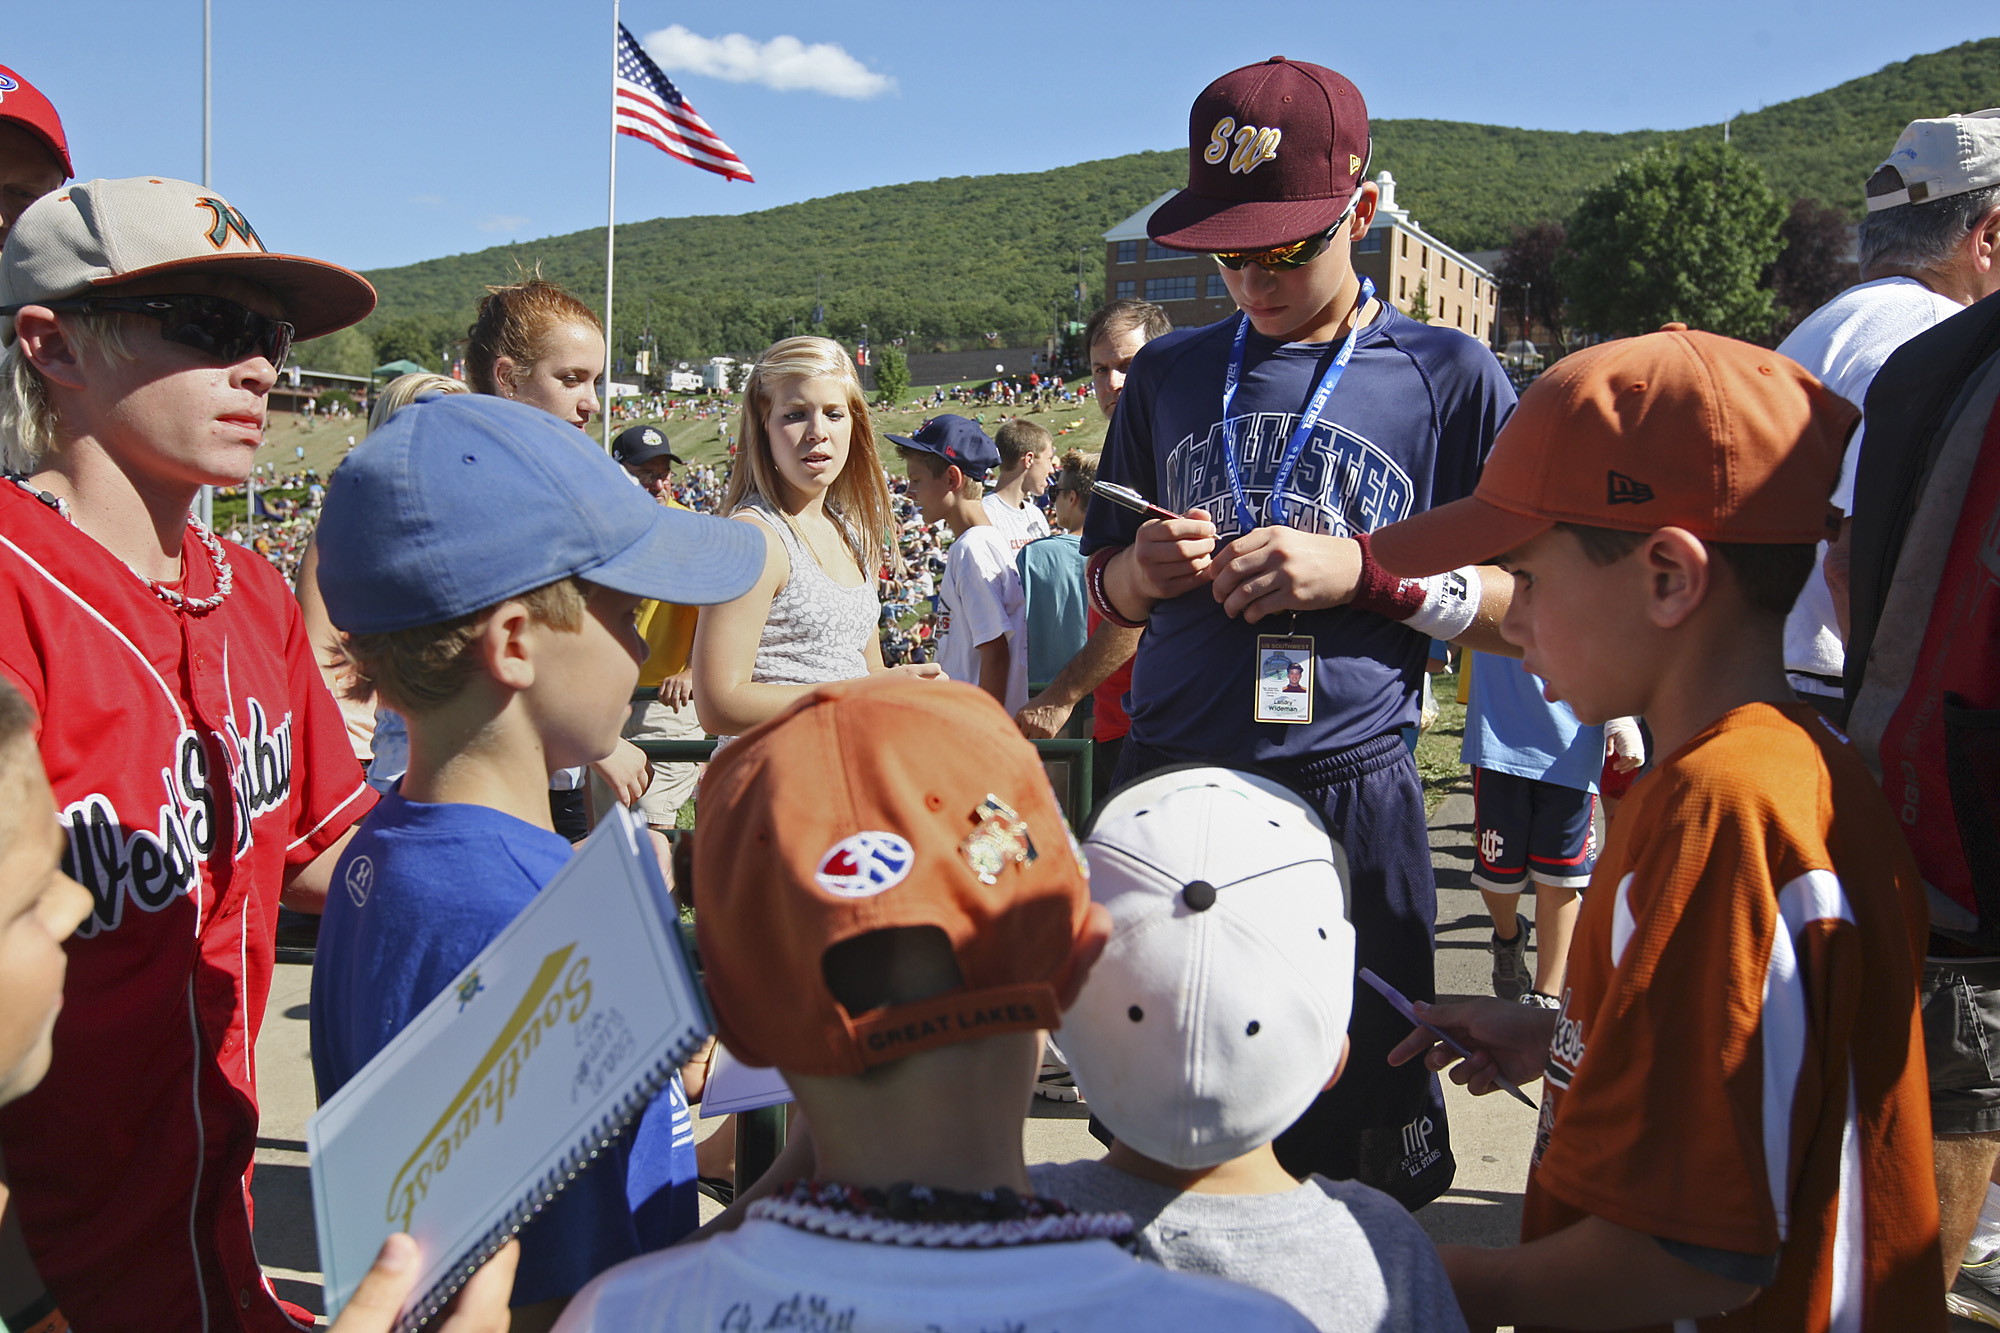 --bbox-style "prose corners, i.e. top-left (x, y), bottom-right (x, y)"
top-left (6, 294), bottom-right (295, 369)
top-left (1209, 196), bottom-right (1362, 271)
